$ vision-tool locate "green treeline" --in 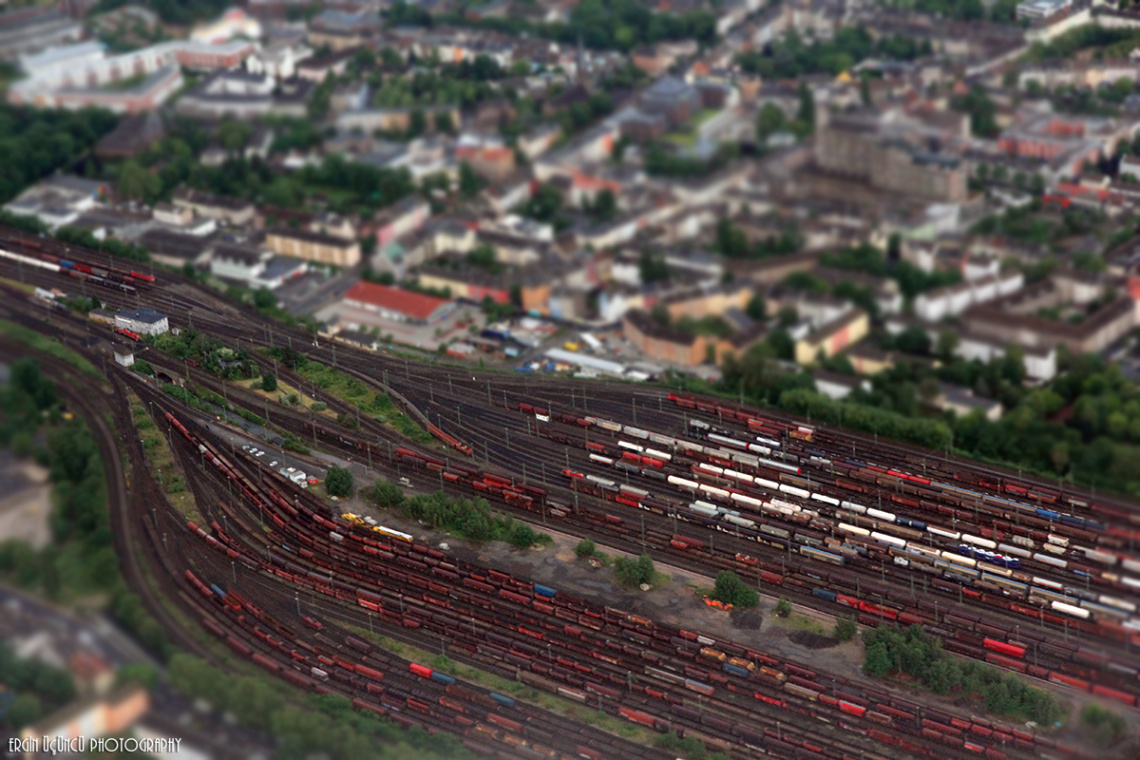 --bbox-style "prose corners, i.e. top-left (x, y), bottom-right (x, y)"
top-left (863, 626), bottom-right (1063, 726)
top-left (371, 480), bottom-right (551, 549)
top-left (169, 653), bottom-right (474, 760)
top-left (0, 641), bottom-right (77, 730)
top-left (0, 359), bottom-right (170, 657)
top-left (0, 105), bottom-right (117, 204)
